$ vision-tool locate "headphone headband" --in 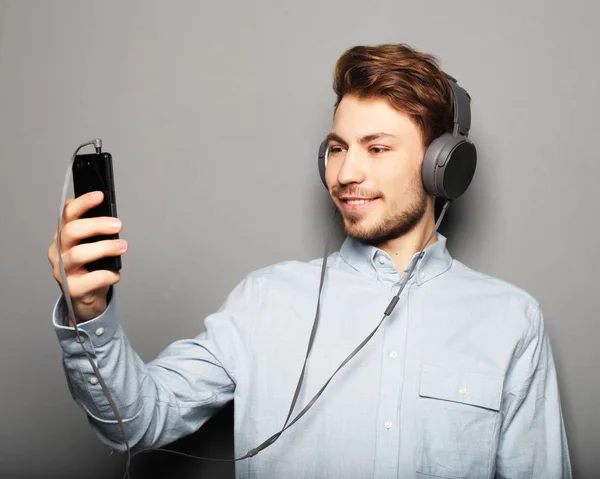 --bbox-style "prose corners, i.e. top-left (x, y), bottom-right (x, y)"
top-left (444, 73), bottom-right (471, 137)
